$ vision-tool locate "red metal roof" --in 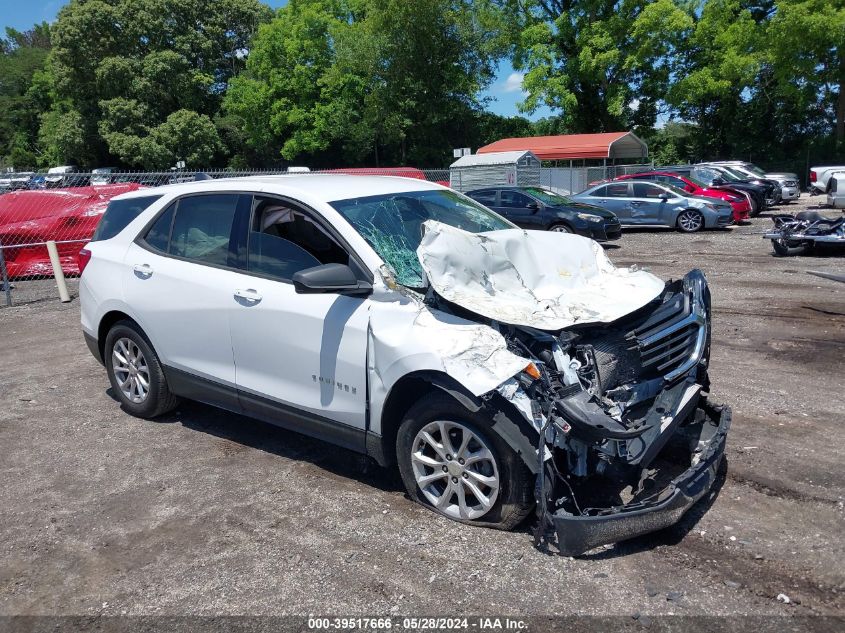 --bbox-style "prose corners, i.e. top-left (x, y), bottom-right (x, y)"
top-left (477, 132), bottom-right (646, 161)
